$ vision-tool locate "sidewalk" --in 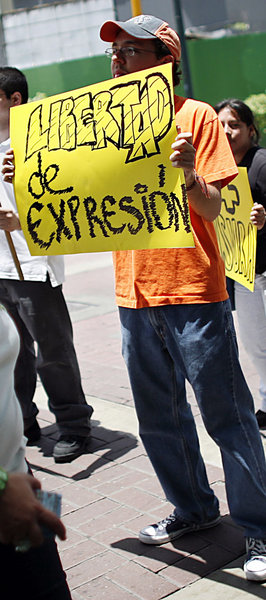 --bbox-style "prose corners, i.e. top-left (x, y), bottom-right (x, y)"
top-left (26, 252), bottom-right (266, 600)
